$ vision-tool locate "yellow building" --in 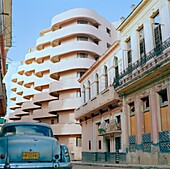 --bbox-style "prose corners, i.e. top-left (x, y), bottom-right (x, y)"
top-left (0, 0), bottom-right (12, 117)
top-left (114, 0), bottom-right (170, 165)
